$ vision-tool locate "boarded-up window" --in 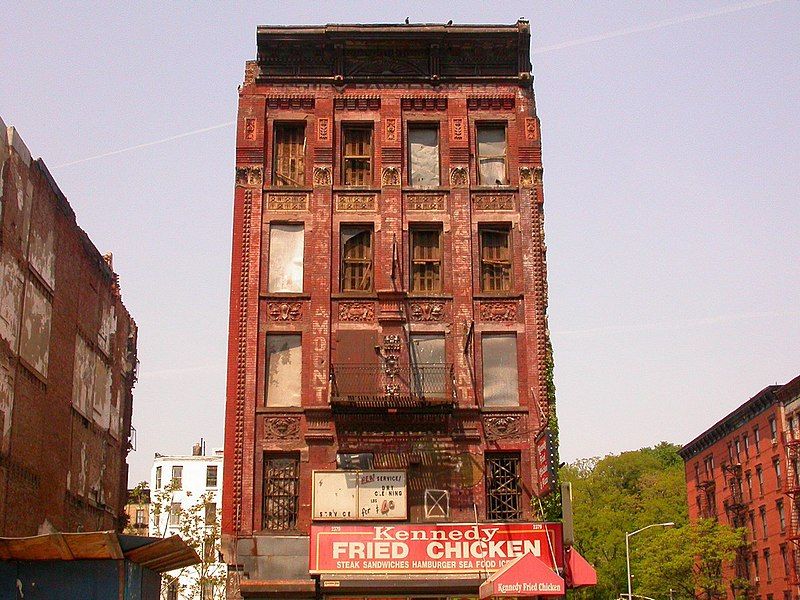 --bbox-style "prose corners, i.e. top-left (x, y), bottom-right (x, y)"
top-left (19, 280), bottom-right (52, 378)
top-left (482, 334), bottom-right (519, 406)
top-left (262, 453), bottom-right (300, 530)
top-left (486, 453), bottom-right (522, 520)
top-left (480, 228), bottom-right (512, 292)
top-left (268, 224), bottom-right (304, 293)
top-left (410, 228), bottom-right (442, 292)
top-left (409, 125), bottom-right (440, 186)
top-left (341, 226), bottom-right (373, 292)
top-left (265, 335), bottom-right (302, 406)
top-left (273, 123), bottom-right (305, 186)
top-left (477, 125), bottom-right (508, 185)
top-left (342, 126), bottom-right (372, 186)
top-left (410, 334), bottom-right (445, 397)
